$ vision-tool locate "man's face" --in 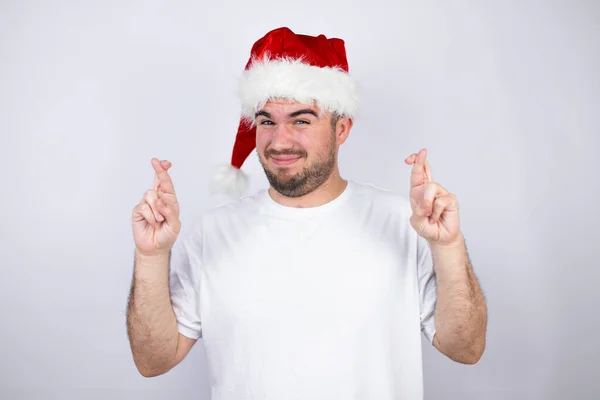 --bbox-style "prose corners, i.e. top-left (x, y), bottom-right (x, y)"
top-left (255, 100), bottom-right (348, 198)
